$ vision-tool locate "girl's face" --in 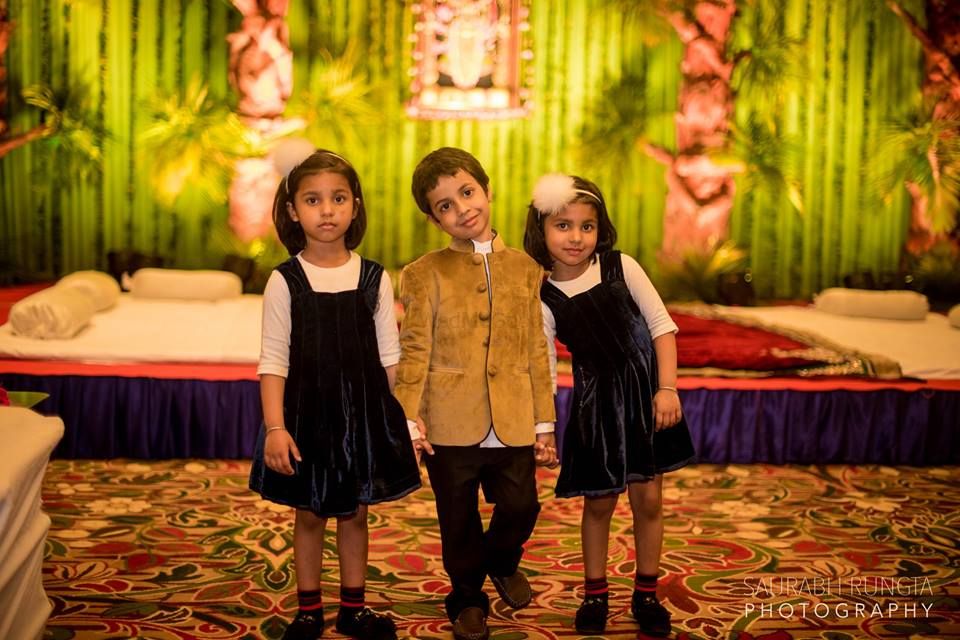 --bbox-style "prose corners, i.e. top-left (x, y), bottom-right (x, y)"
top-left (544, 201), bottom-right (599, 279)
top-left (286, 171), bottom-right (357, 249)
